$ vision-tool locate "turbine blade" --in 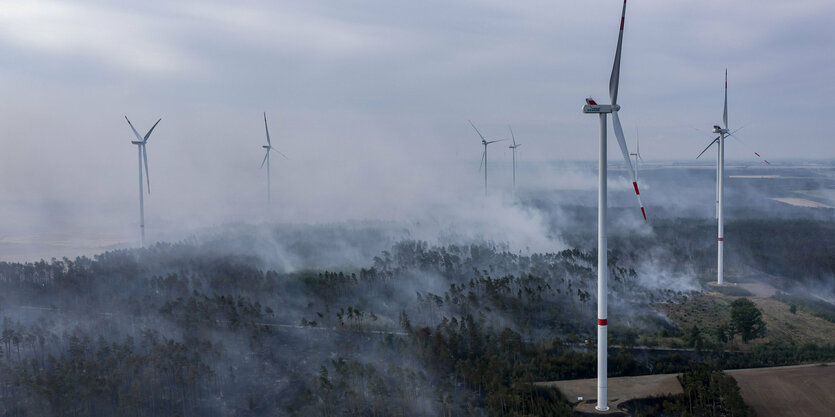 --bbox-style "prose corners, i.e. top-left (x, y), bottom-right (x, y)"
top-left (264, 112), bottom-right (271, 146)
top-left (726, 132), bottom-right (766, 163)
top-left (486, 139), bottom-right (507, 144)
top-left (612, 111), bottom-right (646, 221)
top-left (271, 148), bottom-right (289, 159)
top-left (608, 0), bottom-right (628, 106)
top-left (696, 137), bottom-right (719, 159)
top-left (727, 132), bottom-right (748, 146)
top-left (260, 150), bottom-right (269, 168)
top-left (469, 120), bottom-right (486, 142)
top-left (723, 69), bottom-right (728, 129)
top-left (479, 149), bottom-right (485, 172)
top-left (125, 116), bottom-right (143, 141)
top-left (143, 118), bottom-right (161, 142)
top-left (509, 126), bottom-right (516, 147)
top-left (142, 145), bottom-right (150, 193)
top-left (729, 124), bottom-right (748, 136)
